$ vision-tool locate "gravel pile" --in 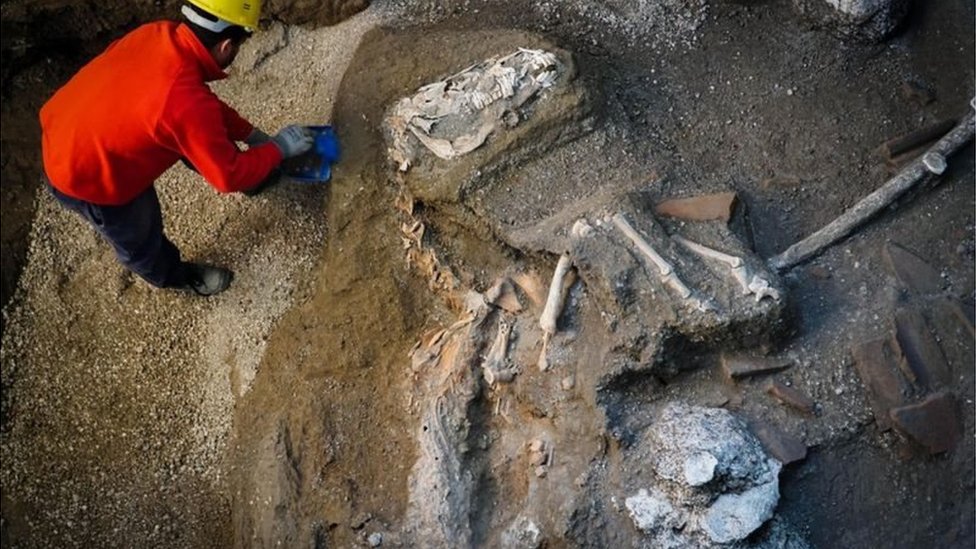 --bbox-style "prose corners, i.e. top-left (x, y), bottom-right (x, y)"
top-left (0, 8), bottom-right (387, 546)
